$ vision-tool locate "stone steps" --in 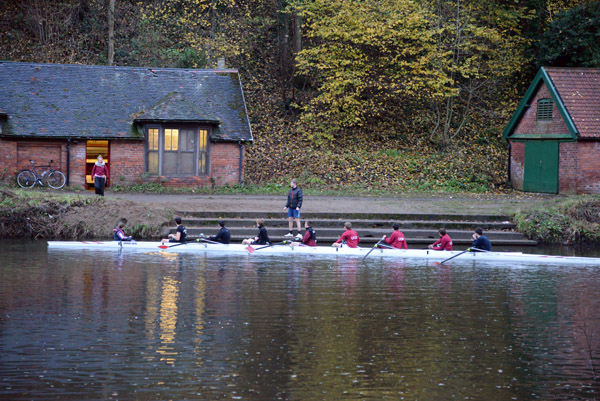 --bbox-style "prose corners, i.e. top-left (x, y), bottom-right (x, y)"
top-left (179, 217), bottom-right (516, 230)
top-left (166, 210), bottom-right (537, 247)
